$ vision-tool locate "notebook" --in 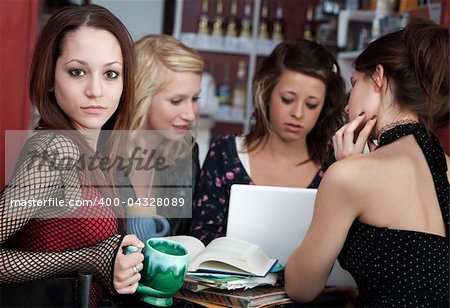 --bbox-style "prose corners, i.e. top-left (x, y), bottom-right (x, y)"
top-left (226, 184), bottom-right (356, 287)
